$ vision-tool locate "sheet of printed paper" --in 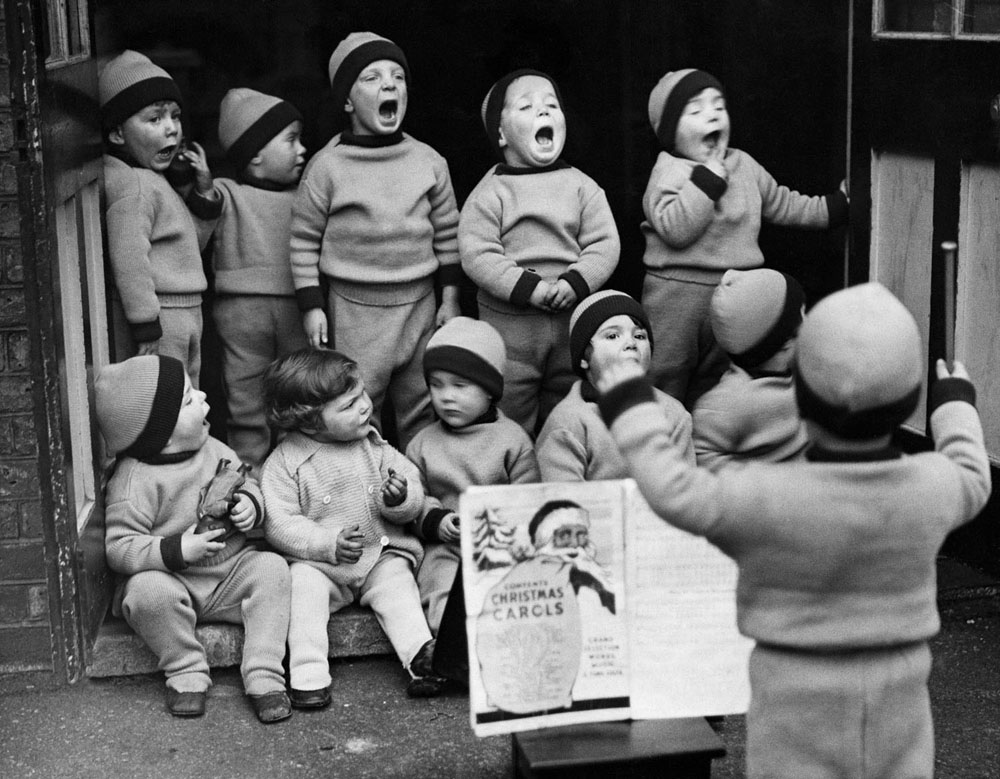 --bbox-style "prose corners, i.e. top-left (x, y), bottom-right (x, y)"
top-left (460, 481), bottom-right (631, 737)
top-left (623, 480), bottom-right (752, 718)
